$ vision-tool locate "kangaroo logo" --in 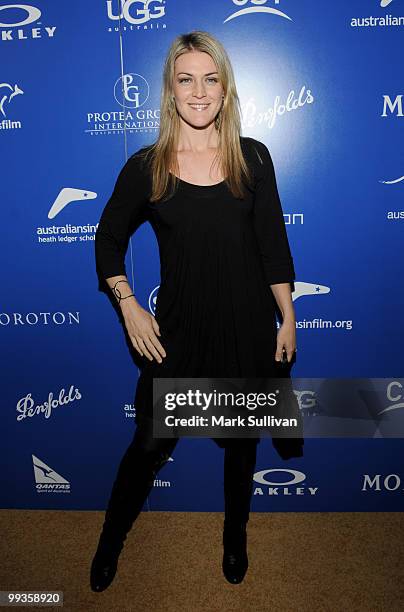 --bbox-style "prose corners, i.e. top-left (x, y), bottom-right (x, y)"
top-left (48, 188), bottom-right (97, 219)
top-left (0, 83), bottom-right (24, 117)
